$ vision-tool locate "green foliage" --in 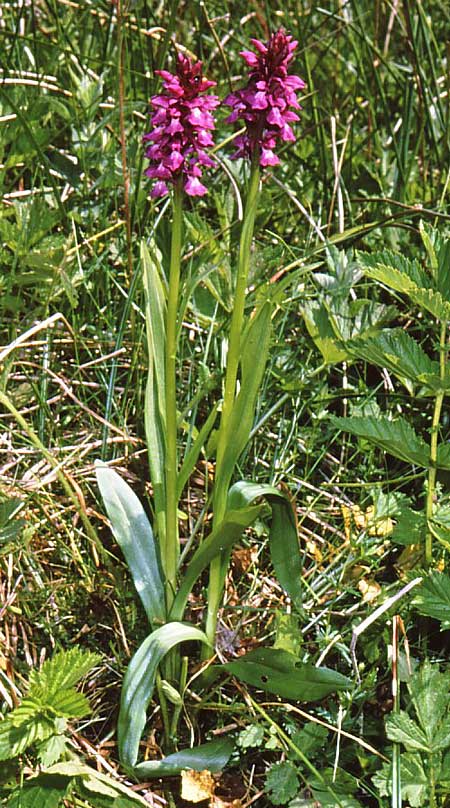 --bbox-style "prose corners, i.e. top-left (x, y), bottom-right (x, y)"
top-left (265, 761), bottom-right (300, 805)
top-left (224, 647), bottom-right (351, 701)
top-left (0, 648), bottom-right (99, 763)
top-left (413, 572), bottom-right (450, 628)
top-left (375, 662), bottom-right (450, 806)
top-left (236, 724), bottom-right (265, 749)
